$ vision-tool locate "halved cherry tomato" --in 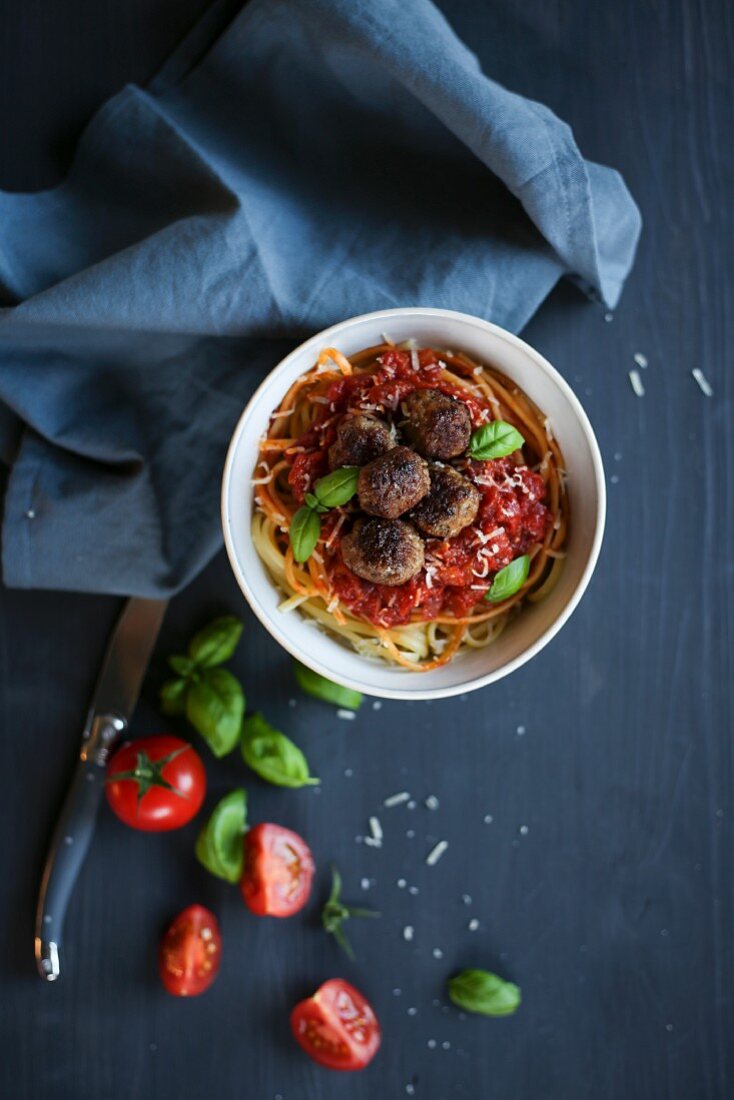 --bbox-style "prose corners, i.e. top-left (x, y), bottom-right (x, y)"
top-left (240, 823), bottom-right (315, 917)
top-left (291, 978), bottom-right (381, 1071)
top-left (159, 904), bottom-right (221, 997)
top-left (105, 734), bottom-right (206, 831)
